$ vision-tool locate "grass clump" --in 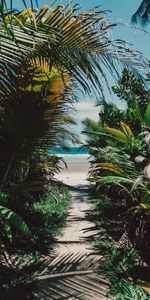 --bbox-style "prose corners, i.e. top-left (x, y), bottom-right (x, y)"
top-left (33, 187), bottom-right (71, 238)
